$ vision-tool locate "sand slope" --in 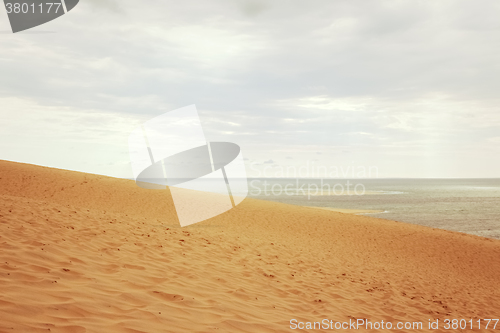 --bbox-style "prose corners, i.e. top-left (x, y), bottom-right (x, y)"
top-left (0, 160), bottom-right (499, 332)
